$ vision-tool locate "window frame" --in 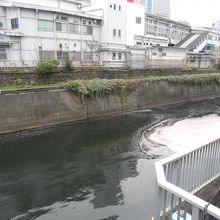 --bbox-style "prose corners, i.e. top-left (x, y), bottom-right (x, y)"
top-left (0, 46), bottom-right (7, 60)
top-left (136, 17), bottom-right (142, 24)
top-left (38, 19), bottom-right (54, 32)
top-left (112, 52), bottom-right (116, 60)
top-left (118, 29), bottom-right (121, 37)
top-left (113, 29), bottom-right (116, 37)
top-left (11, 18), bottom-right (19, 29)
